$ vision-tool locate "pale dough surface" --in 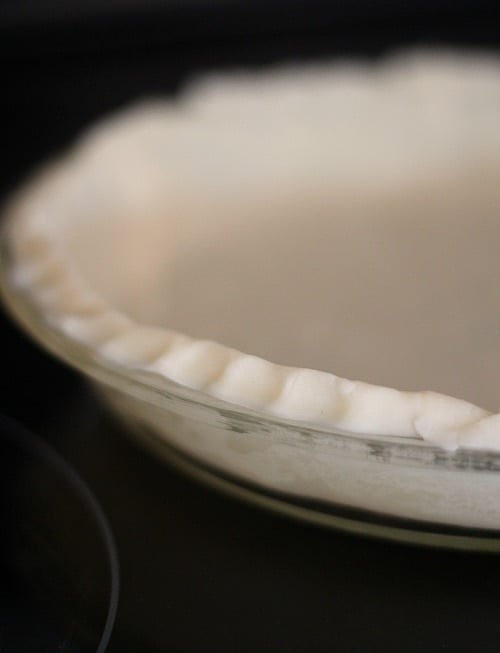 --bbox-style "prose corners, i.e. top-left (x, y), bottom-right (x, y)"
top-left (7, 51), bottom-right (500, 449)
top-left (68, 170), bottom-right (500, 413)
